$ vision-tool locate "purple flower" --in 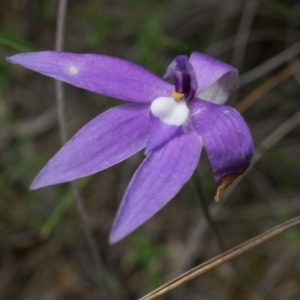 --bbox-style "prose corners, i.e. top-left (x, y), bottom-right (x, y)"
top-left (6, 51), bottom-right (254, 243)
